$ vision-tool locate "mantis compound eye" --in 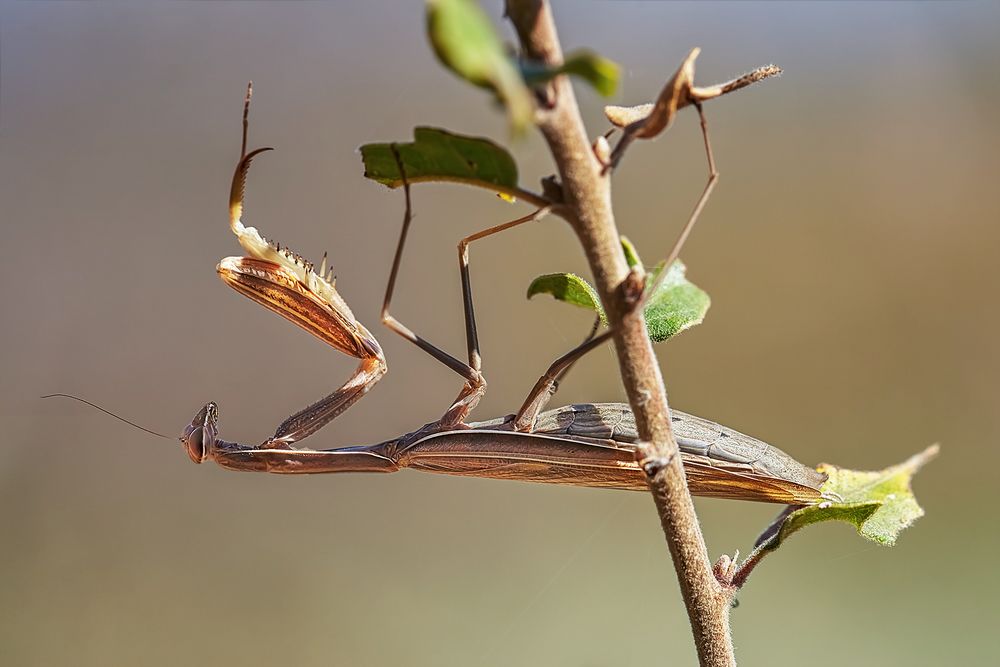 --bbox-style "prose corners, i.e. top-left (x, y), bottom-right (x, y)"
top-left (181, 402), bottom-right (218, 464)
